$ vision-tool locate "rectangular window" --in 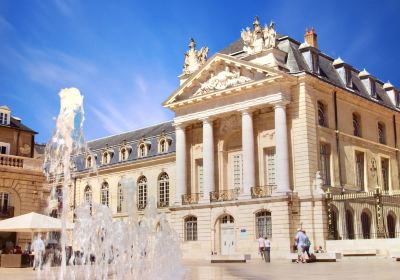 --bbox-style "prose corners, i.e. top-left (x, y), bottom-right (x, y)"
top-left (345, 69), bottom-right (352, 88)
top-left (355, 151), bottom-right (365, 190)
top-left (264, 148), bottom-right (276, 185)
top-left (230, 152), bottom-right (243, 189)
top-left (312, 53), bottom-right (319, 74)
top-left (0, 192), bottom-right (10, 212)
top-left (319, 143), bottom-right (331, 186)
top-left (381, 158), bottom-right (389, 191)
top-left (370, 80), bottom-right (377, 98)
top-left (0, 113), bottom-right (3, 124)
